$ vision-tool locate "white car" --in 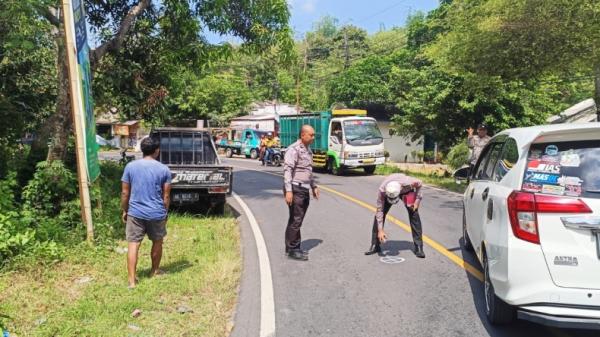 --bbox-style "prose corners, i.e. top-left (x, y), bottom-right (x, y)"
top-left (456, 122), bottom-right (600, 330)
